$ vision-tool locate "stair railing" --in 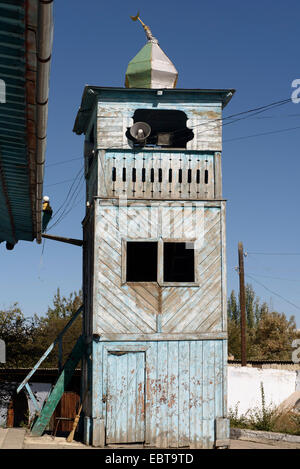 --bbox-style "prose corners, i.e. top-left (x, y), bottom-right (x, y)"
top-left (16, 305), bottom-right (83, 413)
